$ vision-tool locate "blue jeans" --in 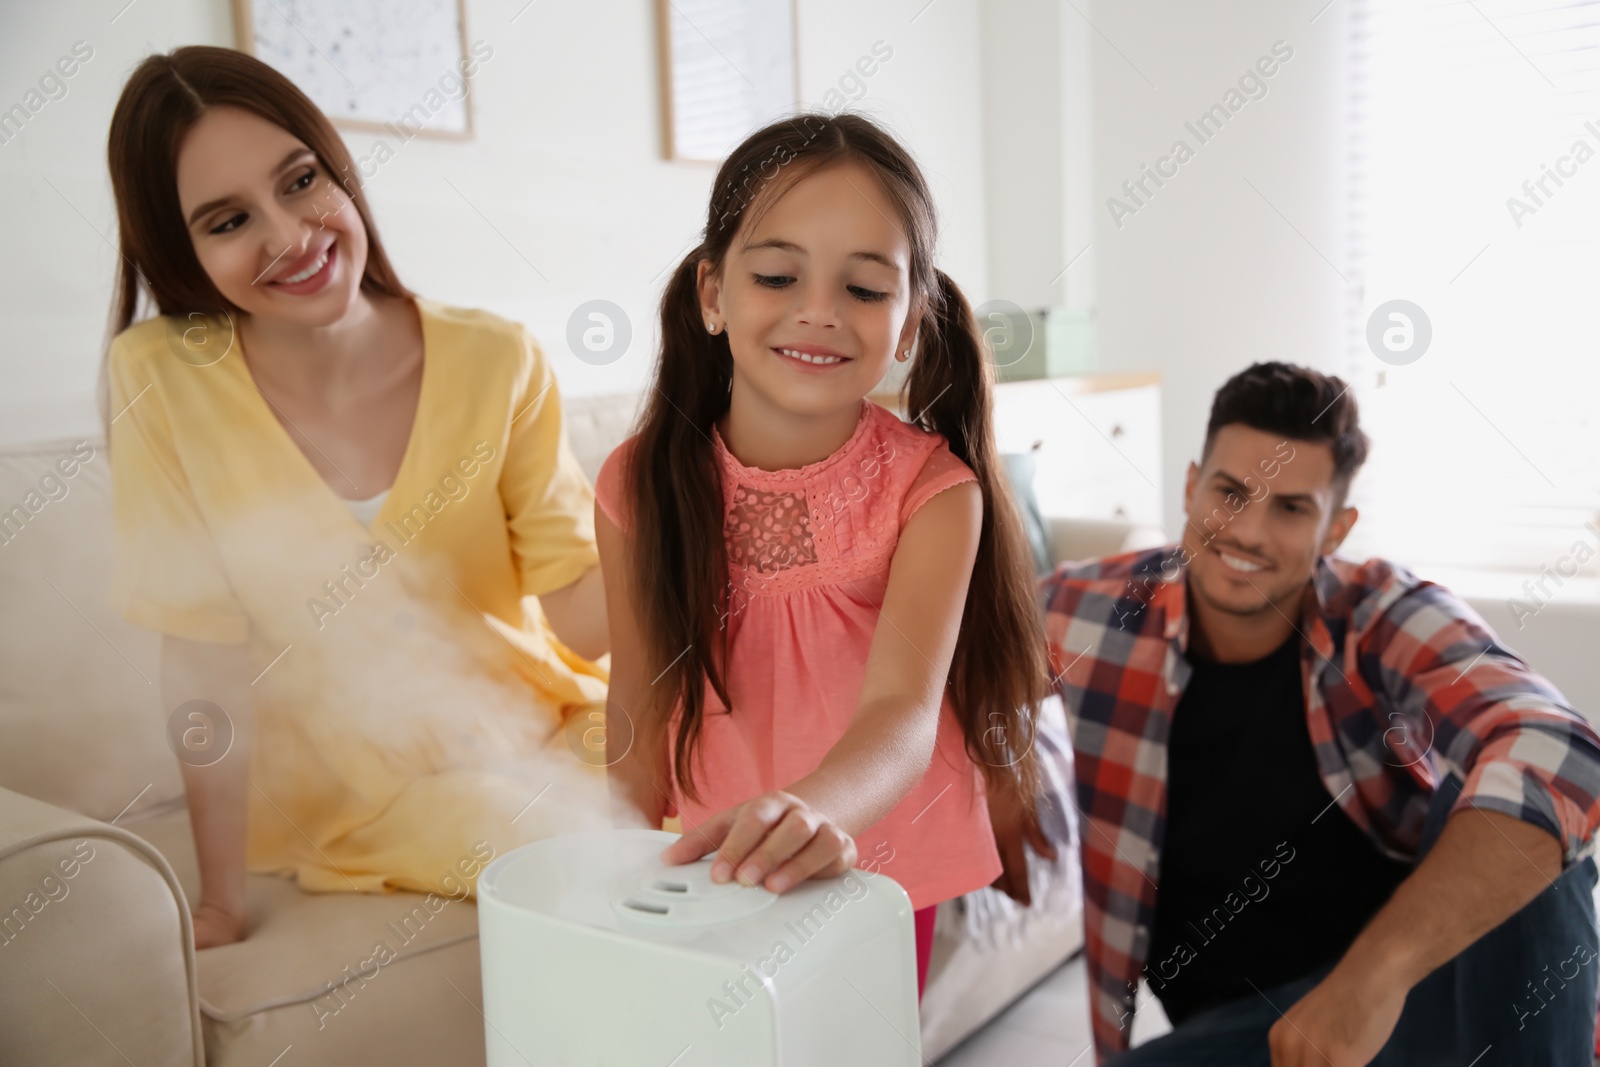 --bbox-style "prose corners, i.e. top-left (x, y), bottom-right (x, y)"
top-left (1109, 775), bottom-right (1599, 1066)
